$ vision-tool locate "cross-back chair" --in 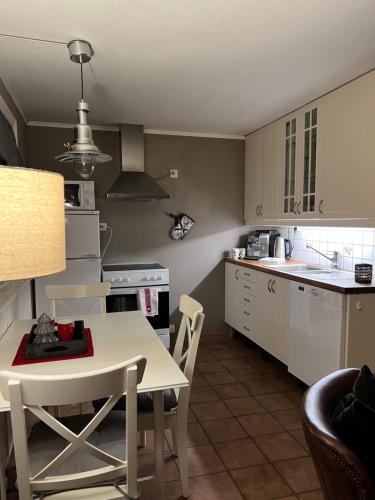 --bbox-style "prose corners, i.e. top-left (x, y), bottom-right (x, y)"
top-left (138, 294), bottom-right (205, 498)
top-left (0, 356), bottom-right (146, 500)
top-left (44, 283), bottom-right (110, 318)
